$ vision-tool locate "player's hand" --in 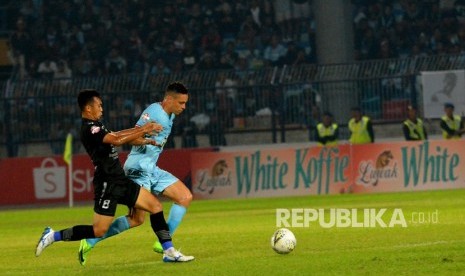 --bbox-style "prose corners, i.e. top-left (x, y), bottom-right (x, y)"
top-left (144, 138), bottom-right (158, 146)
top-left (143, 122), bottom-right (163, 134)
